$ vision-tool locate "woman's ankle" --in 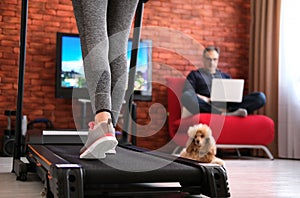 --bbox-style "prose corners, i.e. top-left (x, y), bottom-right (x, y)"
top-left (94, 112), bottom-right (111, 124)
